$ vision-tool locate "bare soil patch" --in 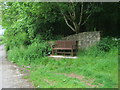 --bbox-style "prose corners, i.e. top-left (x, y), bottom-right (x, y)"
top-left (62, 73), bottom-right (104, 88)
